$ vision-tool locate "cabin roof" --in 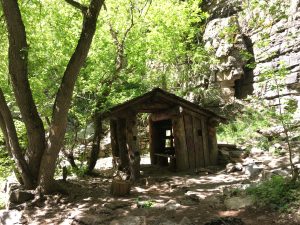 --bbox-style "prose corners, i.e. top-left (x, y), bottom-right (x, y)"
top-left (101, 88), bottom-right (225, 120)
